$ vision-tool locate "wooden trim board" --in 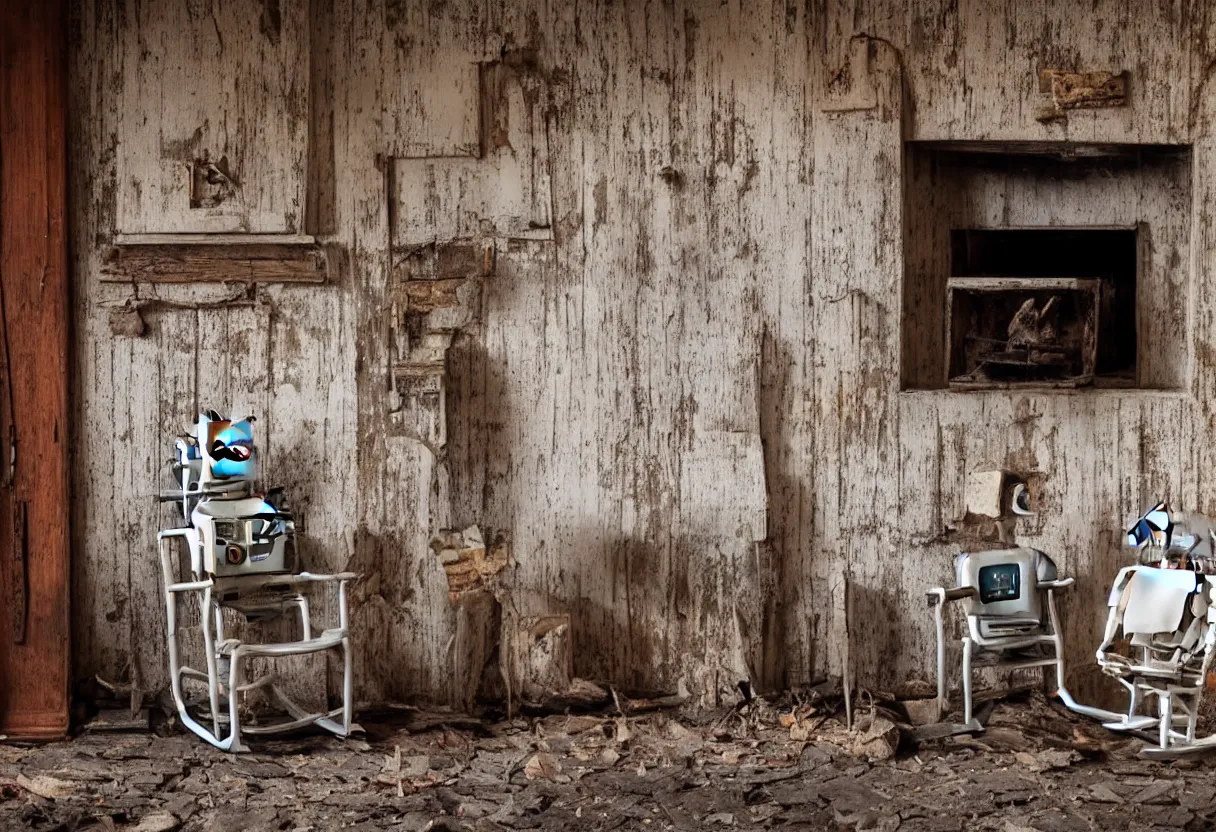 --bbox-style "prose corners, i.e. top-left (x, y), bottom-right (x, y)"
top-left (103, 235), bottom-right (327, 283)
